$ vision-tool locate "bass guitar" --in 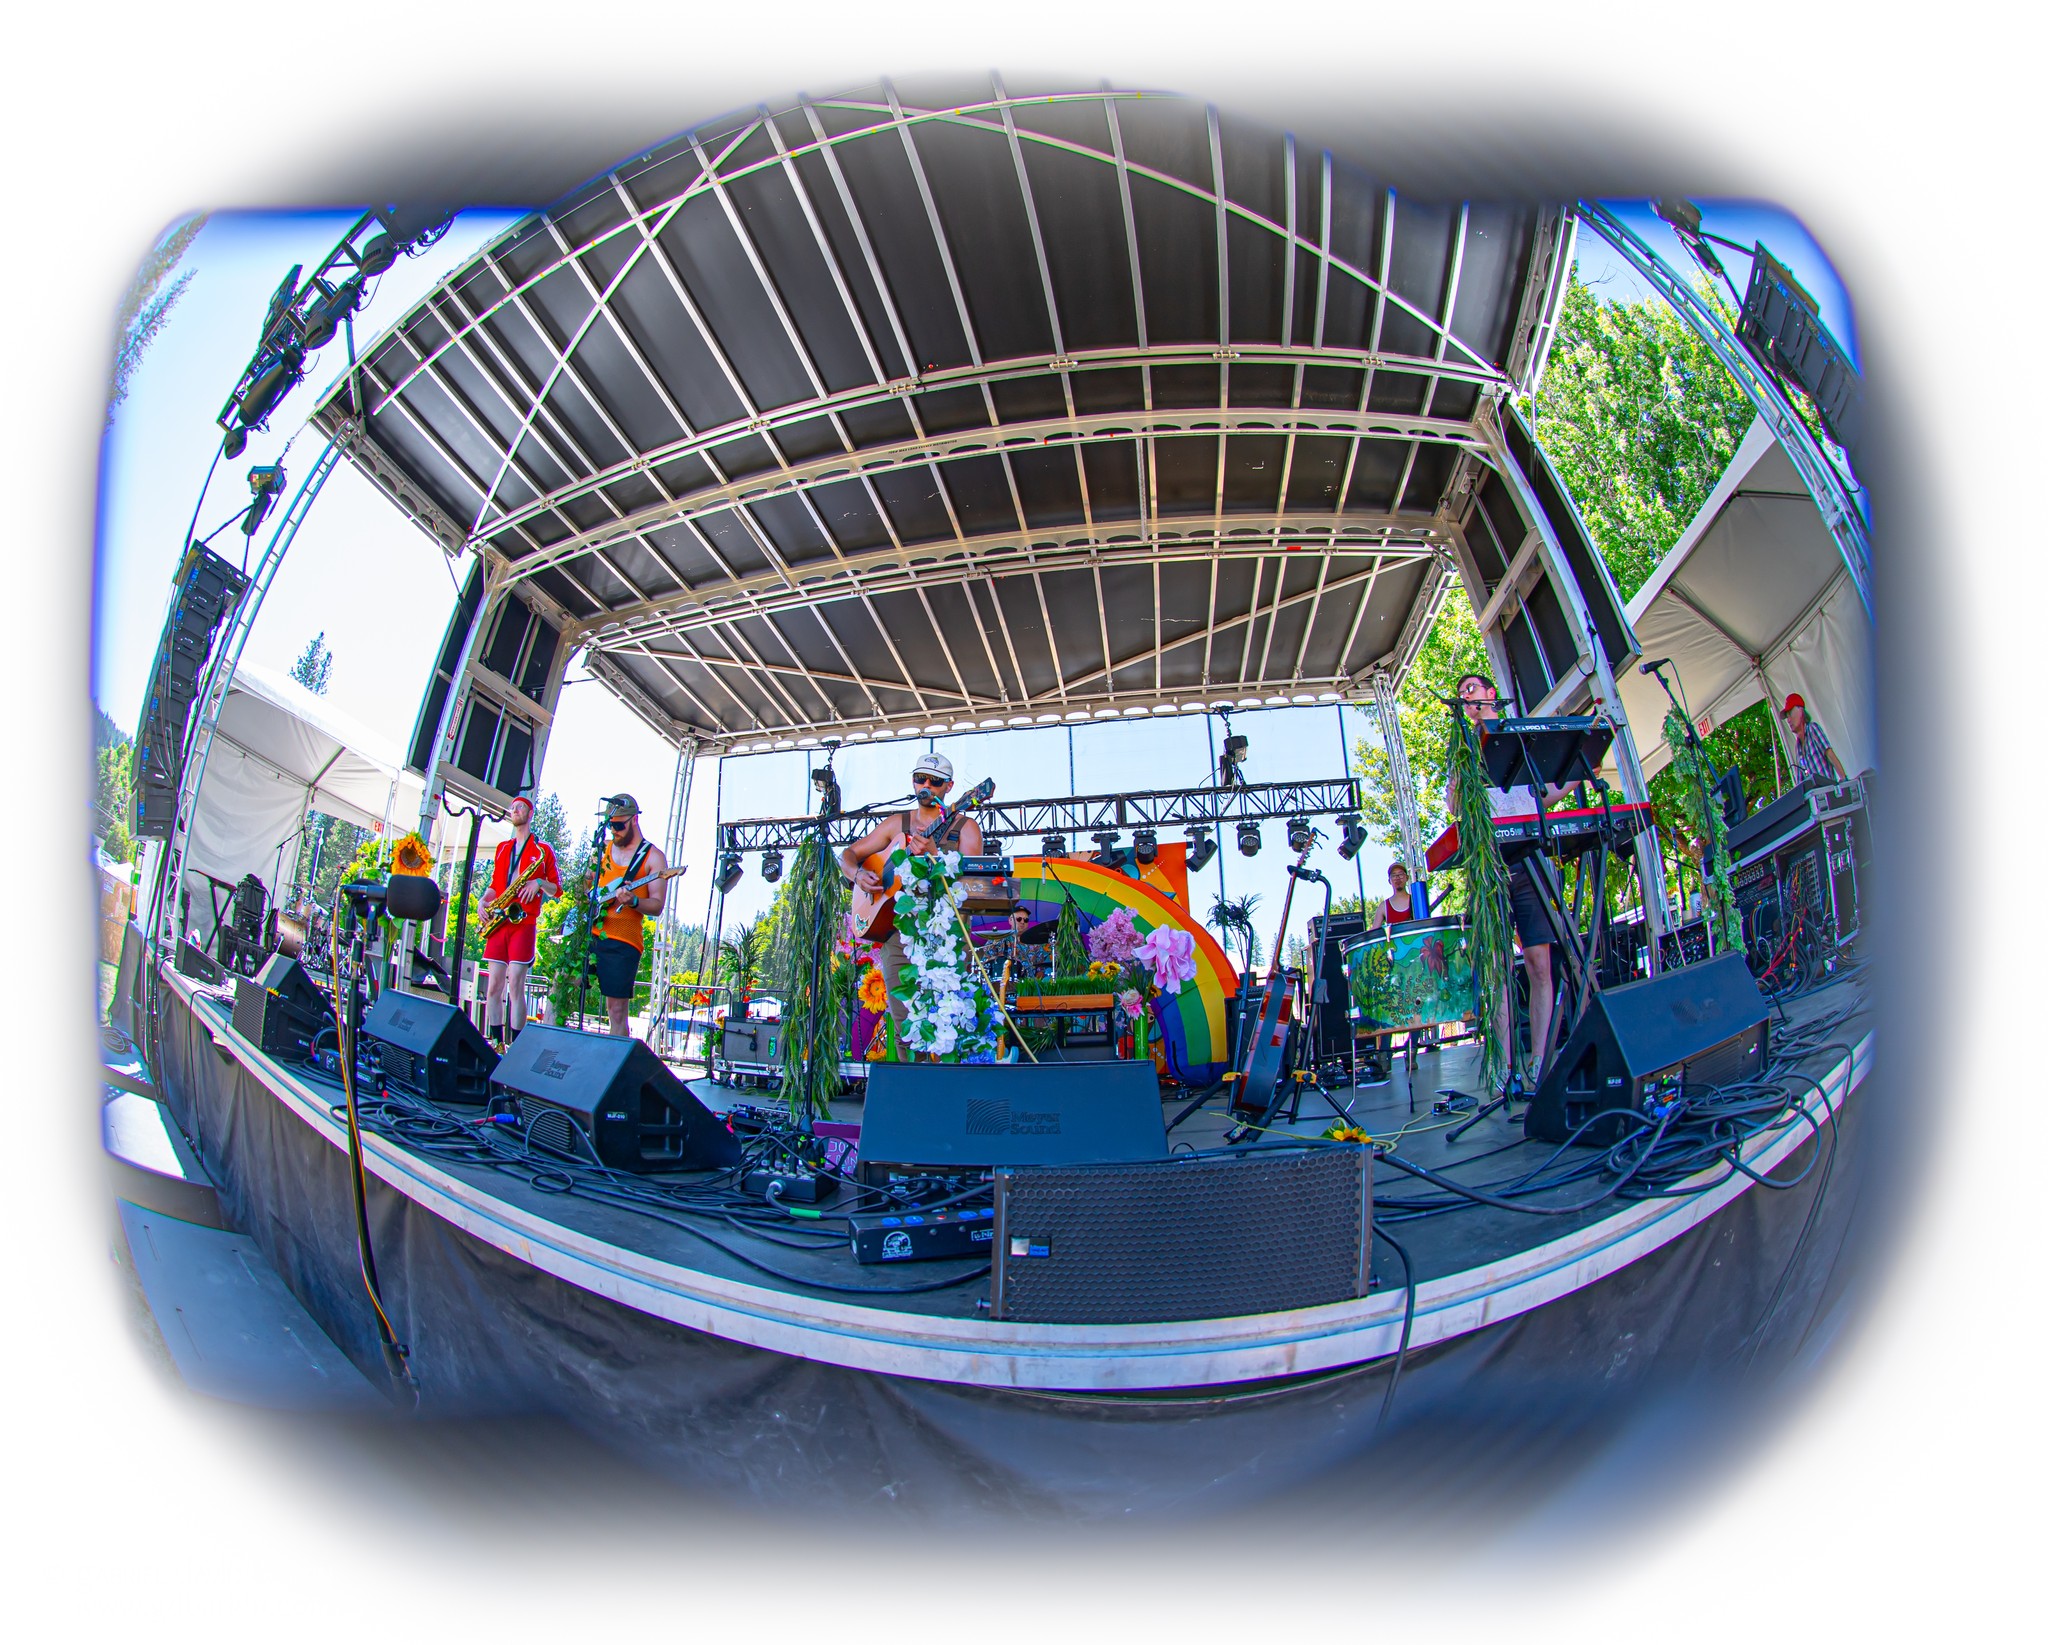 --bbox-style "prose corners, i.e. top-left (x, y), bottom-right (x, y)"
top-left (1229, 836), bottom-right (1316, 1129)
top-left (564, 863), bottom-right (687, 939)
top-left (850, 779), bottom-right (996, 943)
